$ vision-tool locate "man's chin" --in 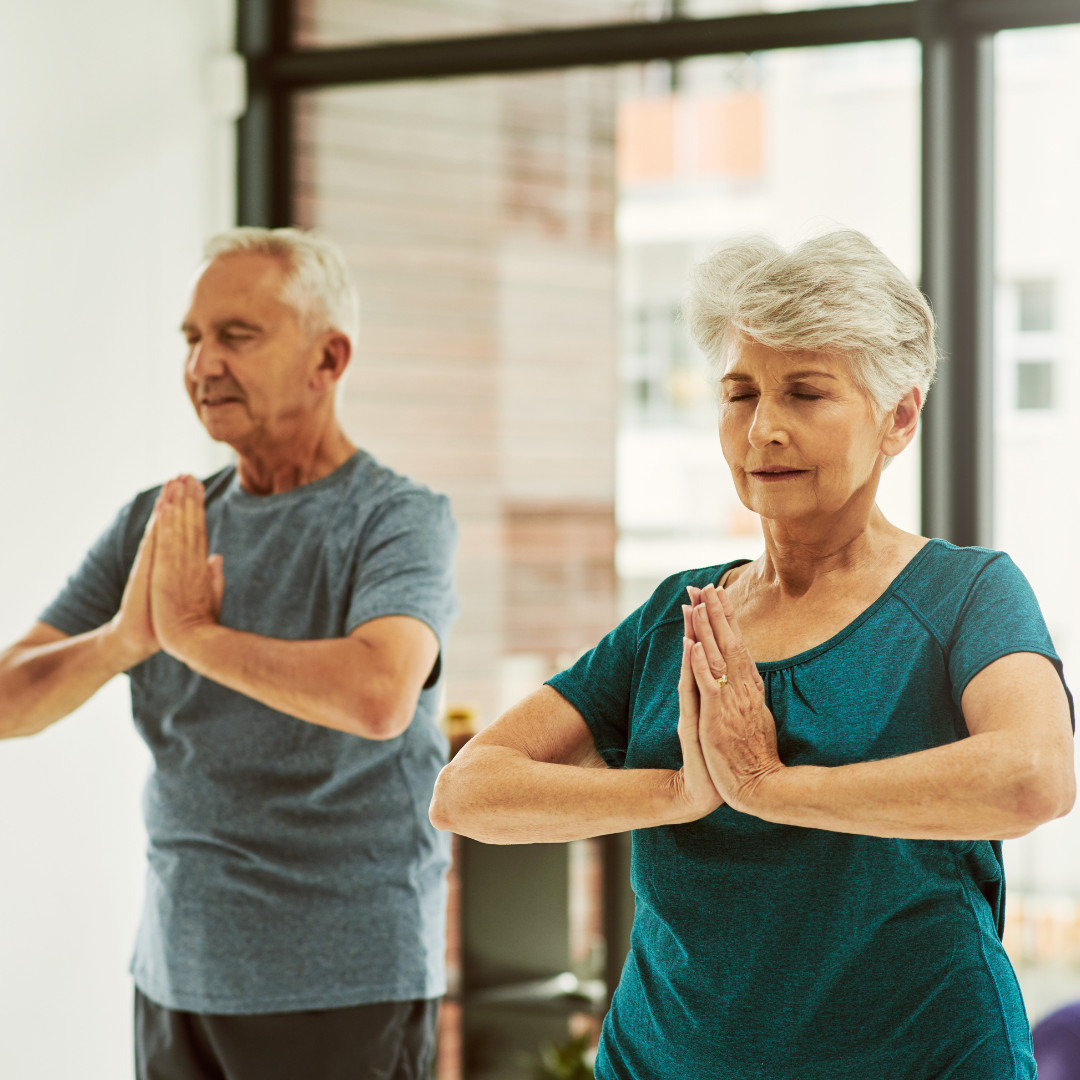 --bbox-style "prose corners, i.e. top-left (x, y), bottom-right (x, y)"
top-left (199, 415), bottom-right (250, 447)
